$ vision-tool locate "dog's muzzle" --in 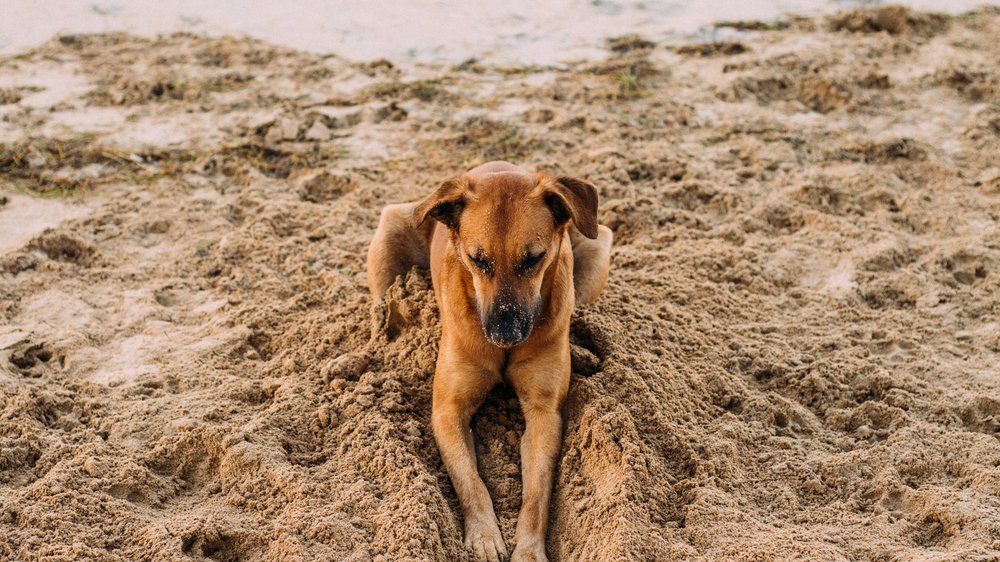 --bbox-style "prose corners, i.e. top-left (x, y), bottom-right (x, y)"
top-left (482, 298), bottom-right (536, 348)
